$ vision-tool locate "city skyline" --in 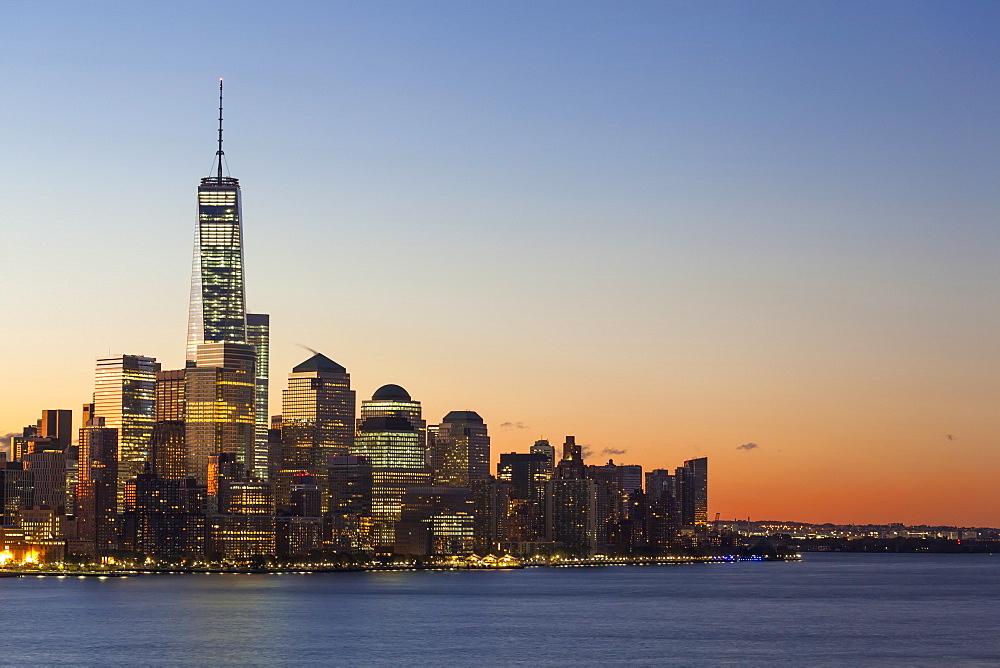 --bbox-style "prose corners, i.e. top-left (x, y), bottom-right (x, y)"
top-left (2, 2), bottom-right (999, 527)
